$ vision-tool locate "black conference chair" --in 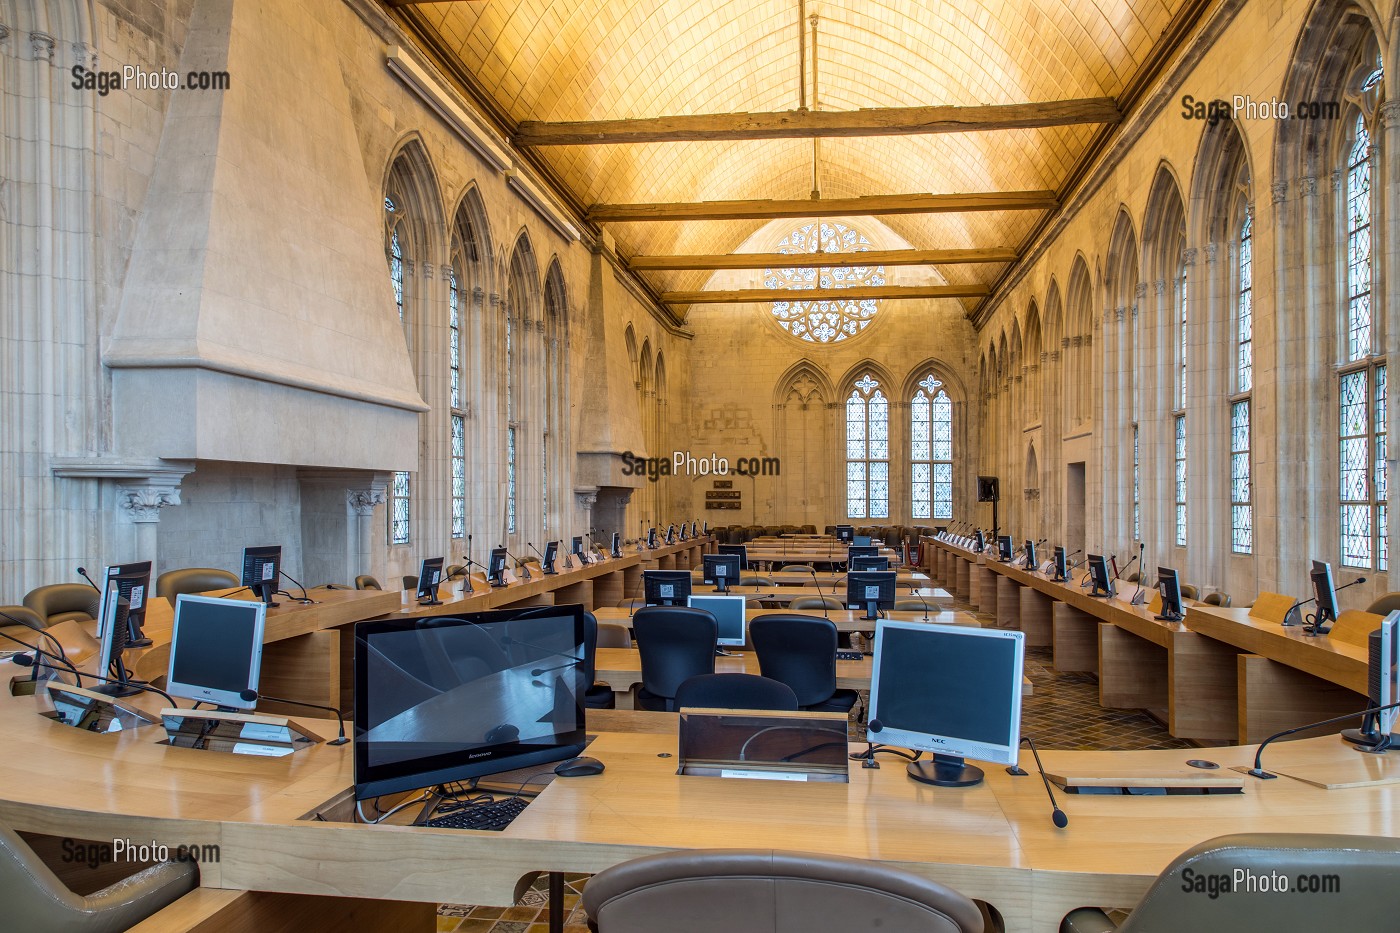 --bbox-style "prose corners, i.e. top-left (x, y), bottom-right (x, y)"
top-left (749, 614), bottom-right (860, 714)
top-left (632, 606), bottom-right (716, 712)
top-left (674, 673), bottom-right (798, 711)
top-left (582, 848), bottom-right (985, 933)
top-left (582, 611), bottom-right (616, 710)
